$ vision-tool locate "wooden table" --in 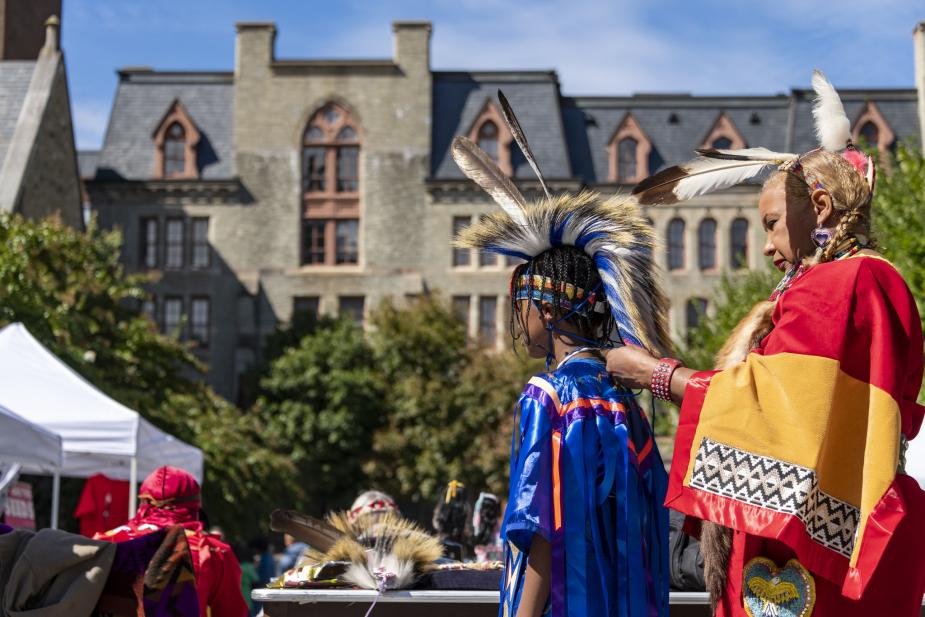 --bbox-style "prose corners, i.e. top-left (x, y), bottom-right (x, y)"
top-left (252, 589), bottom-right (712, 616)
top-left (255, 588), bottom-right (925, 616)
